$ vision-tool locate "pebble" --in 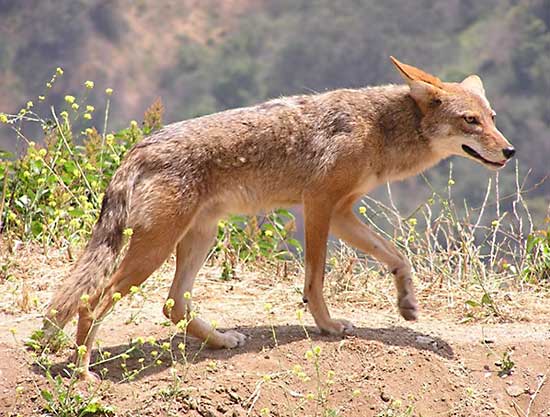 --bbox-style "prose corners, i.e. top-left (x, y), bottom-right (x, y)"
top-left (505, 384), bottom-right (524, 398)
